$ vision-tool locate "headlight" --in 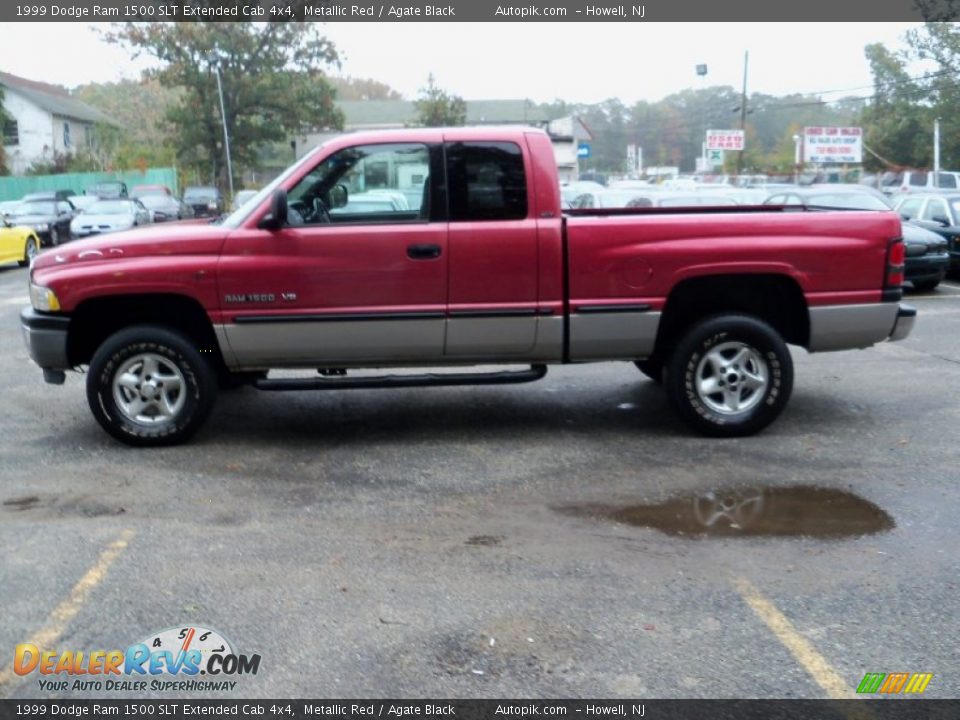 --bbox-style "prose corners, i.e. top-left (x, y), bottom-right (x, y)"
top-left (34, 223), bottom-right (49, 232)
top-left (29, 283), bottom-right (61, 312)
